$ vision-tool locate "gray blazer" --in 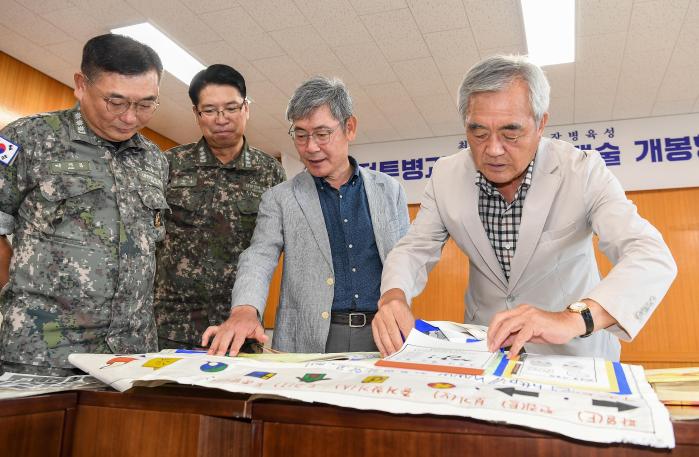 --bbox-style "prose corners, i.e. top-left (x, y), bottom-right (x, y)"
top-left (231, 166), bottom-right (409, 352)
